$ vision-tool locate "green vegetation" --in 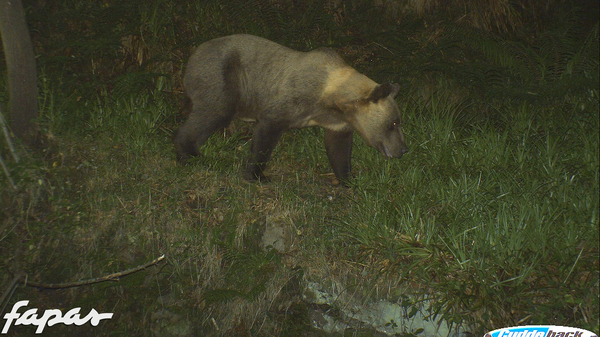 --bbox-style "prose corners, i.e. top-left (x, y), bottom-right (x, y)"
top-left (1, 0), bottom-right (598, 335)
